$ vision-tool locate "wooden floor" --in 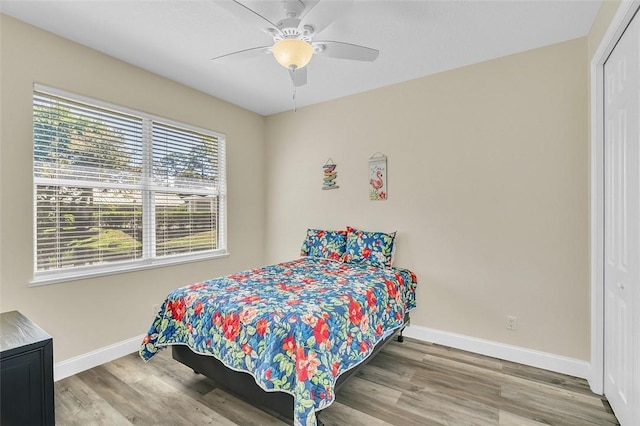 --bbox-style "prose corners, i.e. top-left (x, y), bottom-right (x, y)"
top-left (54, 338), bottom-right (619, 425)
